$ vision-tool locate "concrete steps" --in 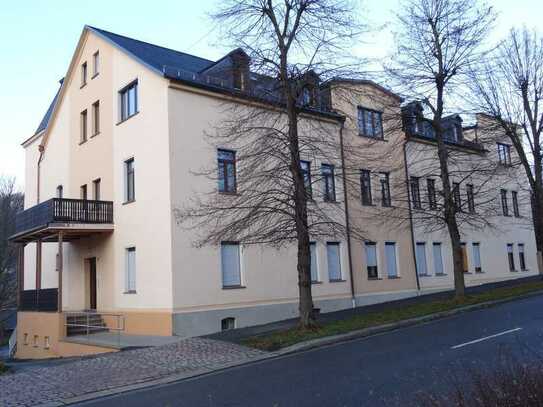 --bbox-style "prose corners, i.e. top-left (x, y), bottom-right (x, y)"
top-left (66, 313), bottom-right (108, 337)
